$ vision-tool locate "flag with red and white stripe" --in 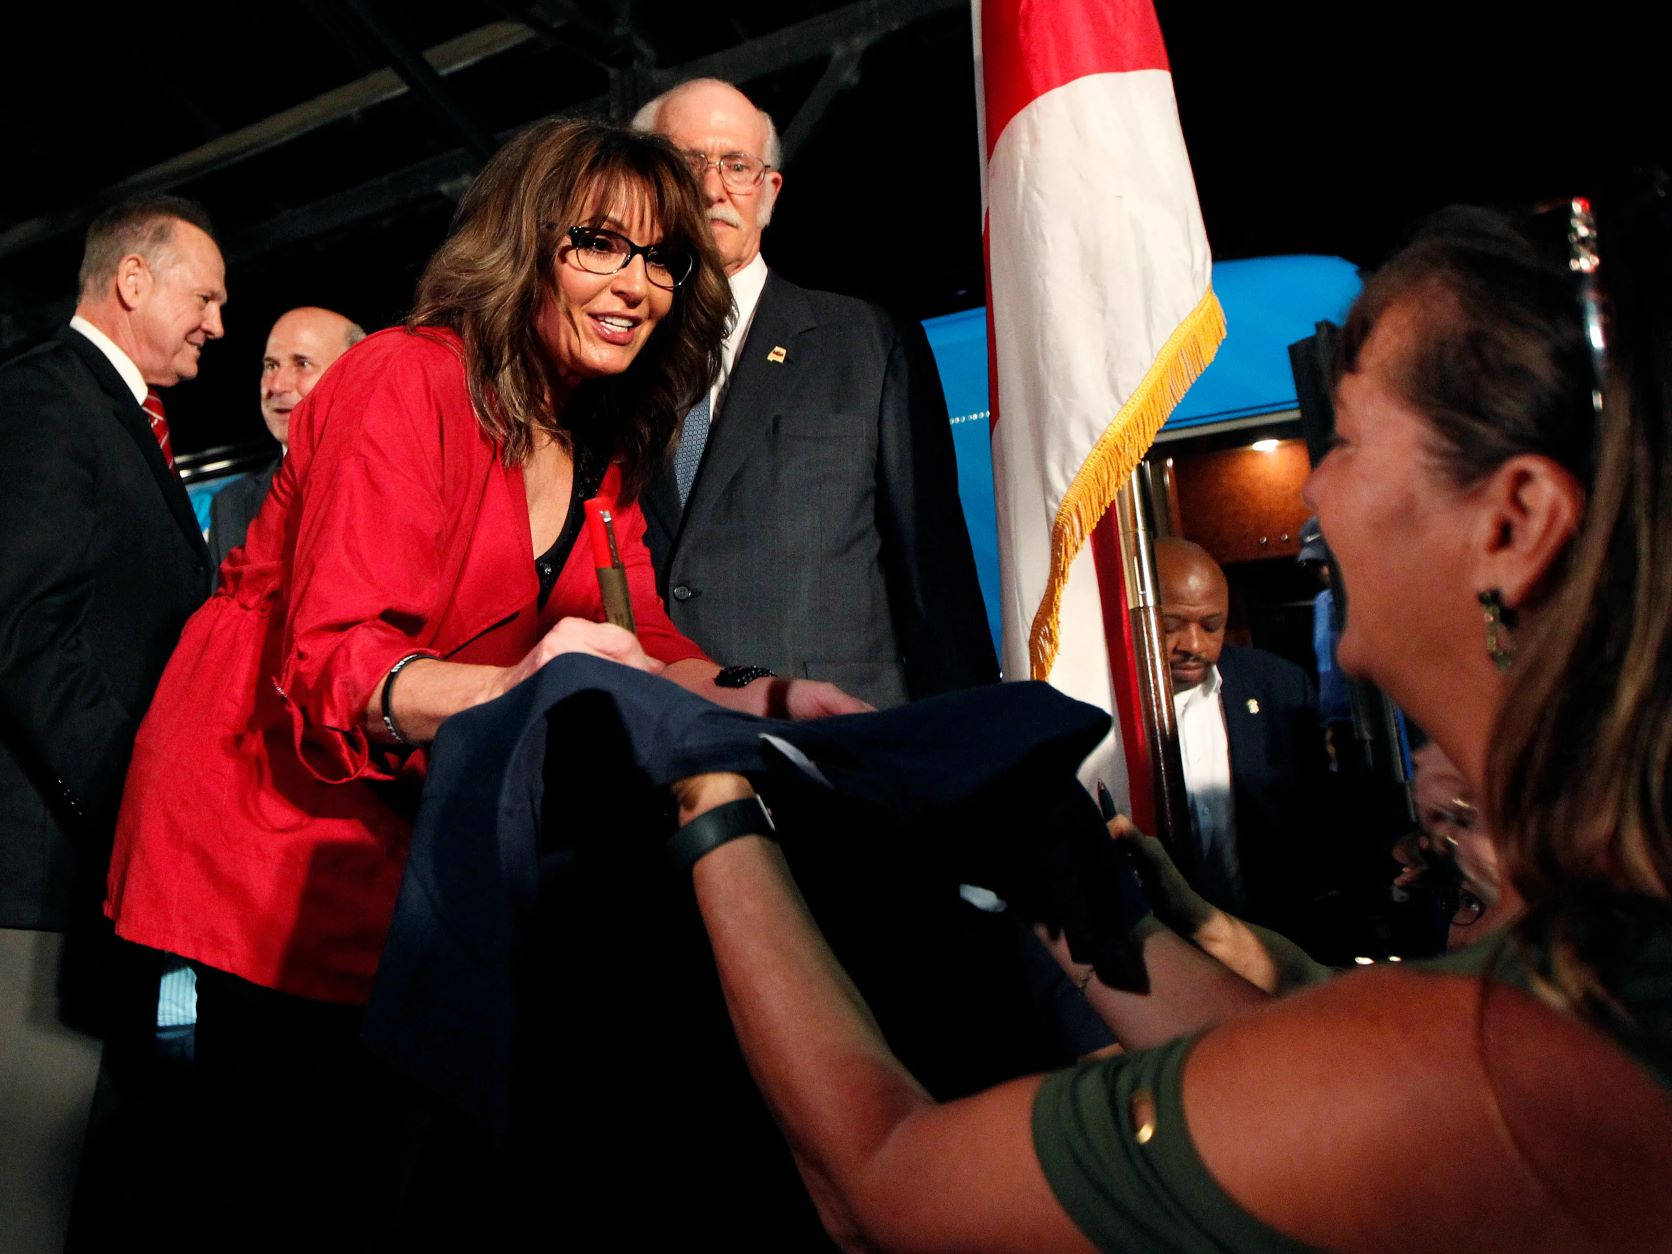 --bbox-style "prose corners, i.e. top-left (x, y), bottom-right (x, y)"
top-left (977, 0), bottom-right (1223, 804)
